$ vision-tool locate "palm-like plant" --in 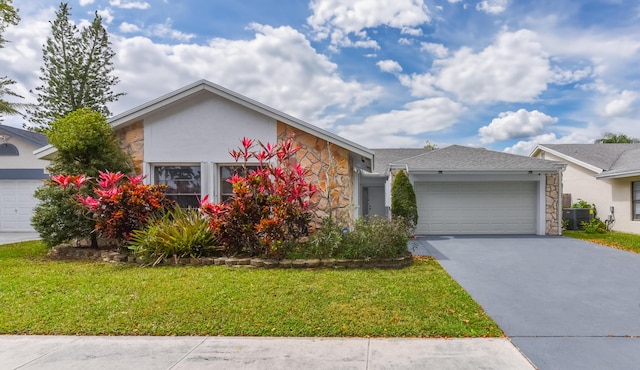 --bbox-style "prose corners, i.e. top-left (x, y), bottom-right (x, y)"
top-left (594, 132), bottom-right (640, 143)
